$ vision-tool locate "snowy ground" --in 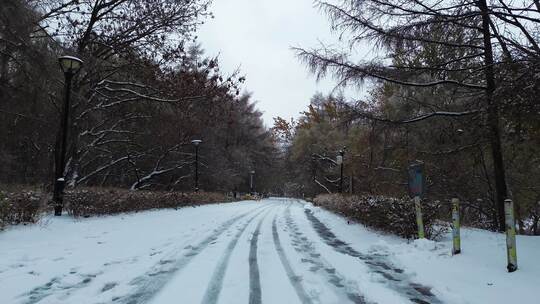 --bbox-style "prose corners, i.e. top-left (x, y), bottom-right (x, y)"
top-left (0, 198), bottom-right (538, 304)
